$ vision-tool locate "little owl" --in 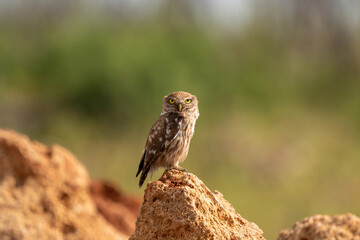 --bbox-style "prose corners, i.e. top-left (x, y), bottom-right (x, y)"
top-left (136, 91), bottom-right (199, 187)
